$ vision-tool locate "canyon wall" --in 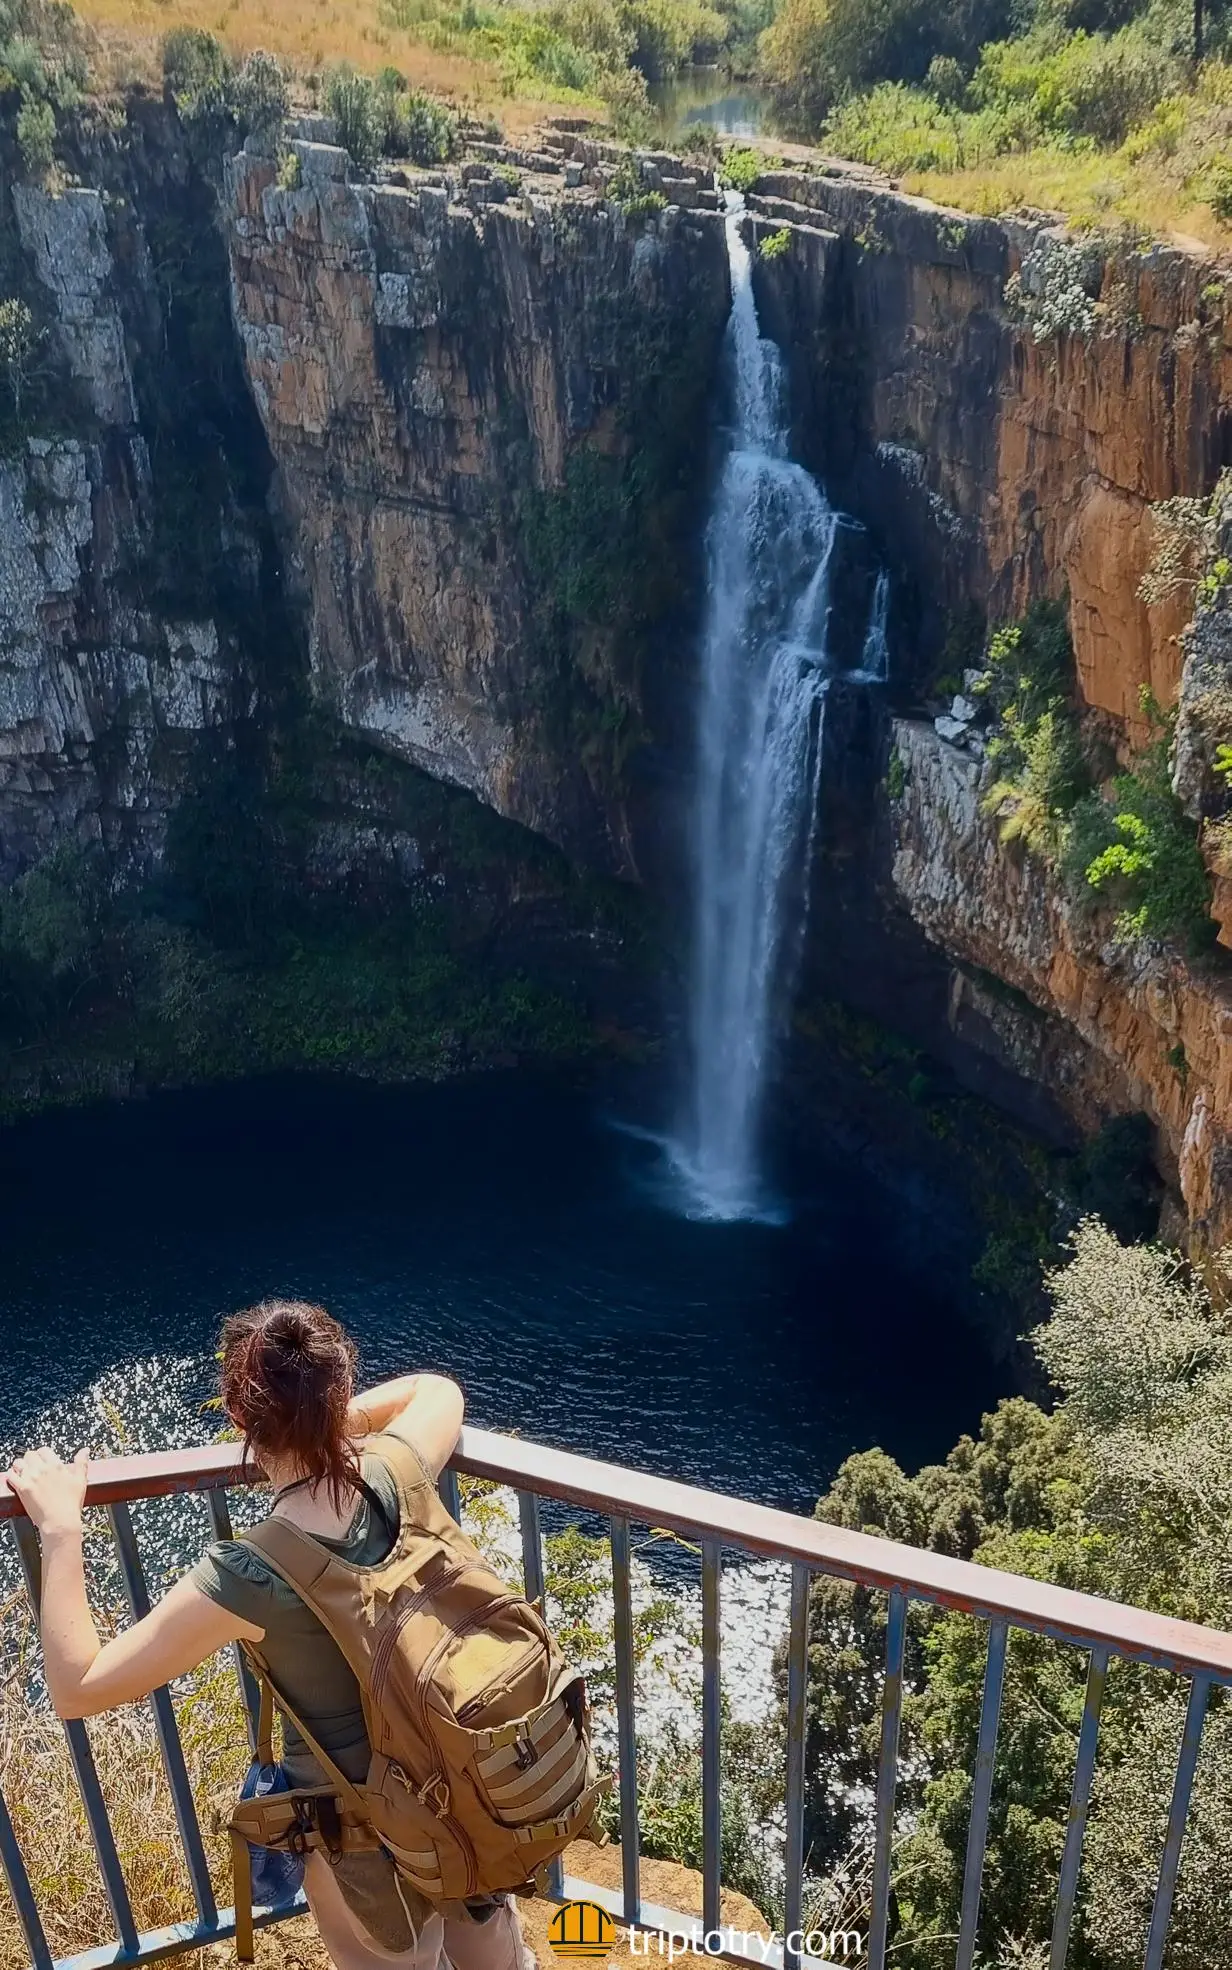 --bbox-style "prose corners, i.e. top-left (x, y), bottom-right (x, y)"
top-left (1, 115), bottom-right (728, 889)
top-left (7, 105), bottom-right (1232, 1237)
top-left (224, 131), bottom-right (728, 877)
top-left (750, 165), bottom-right (1232, 1242)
